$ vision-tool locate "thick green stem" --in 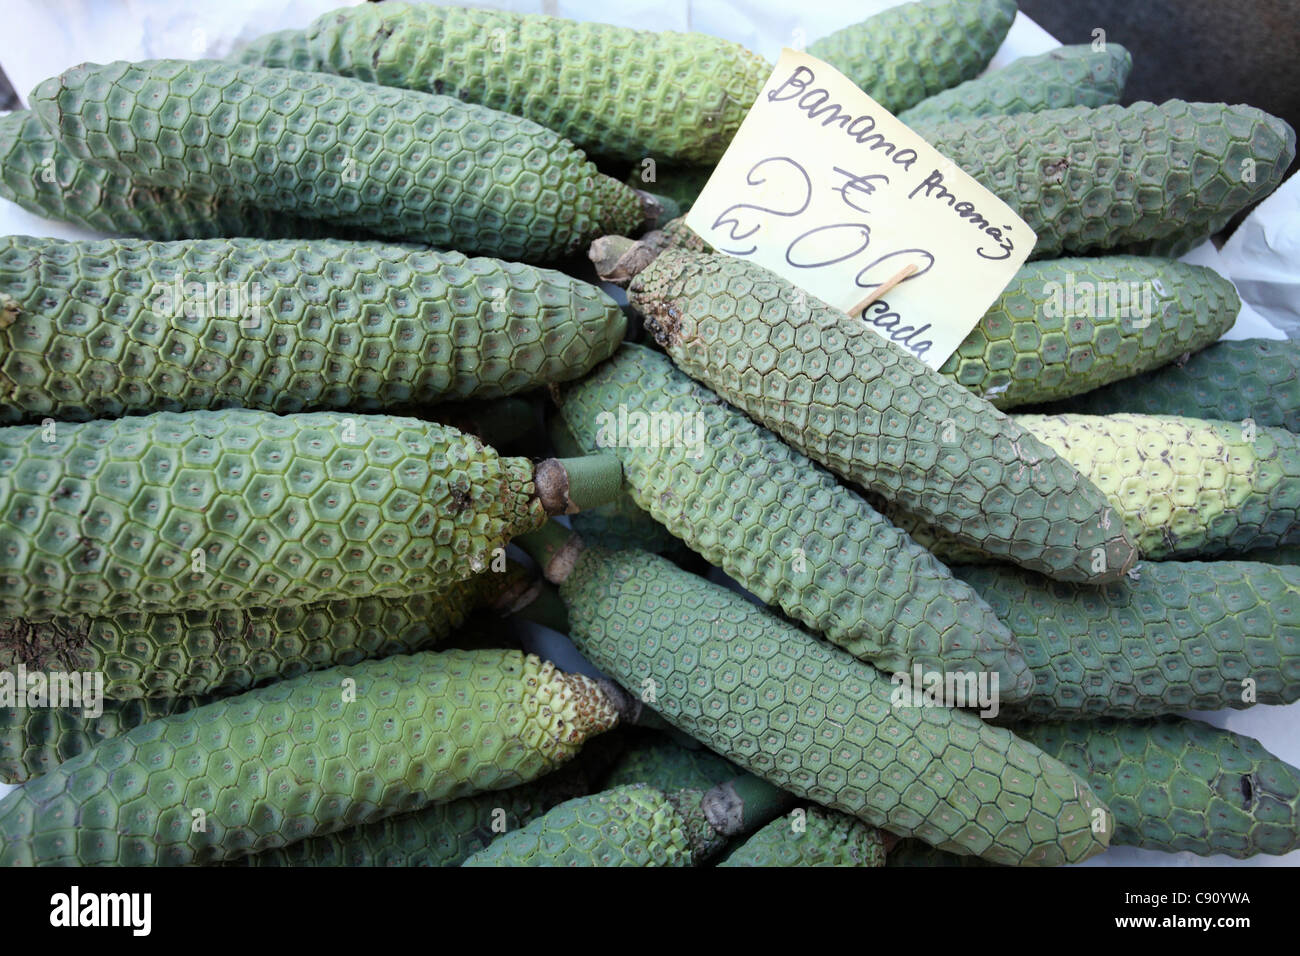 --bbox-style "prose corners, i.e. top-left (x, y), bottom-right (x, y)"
top-left (534, 454), bottom-right (623, 515)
